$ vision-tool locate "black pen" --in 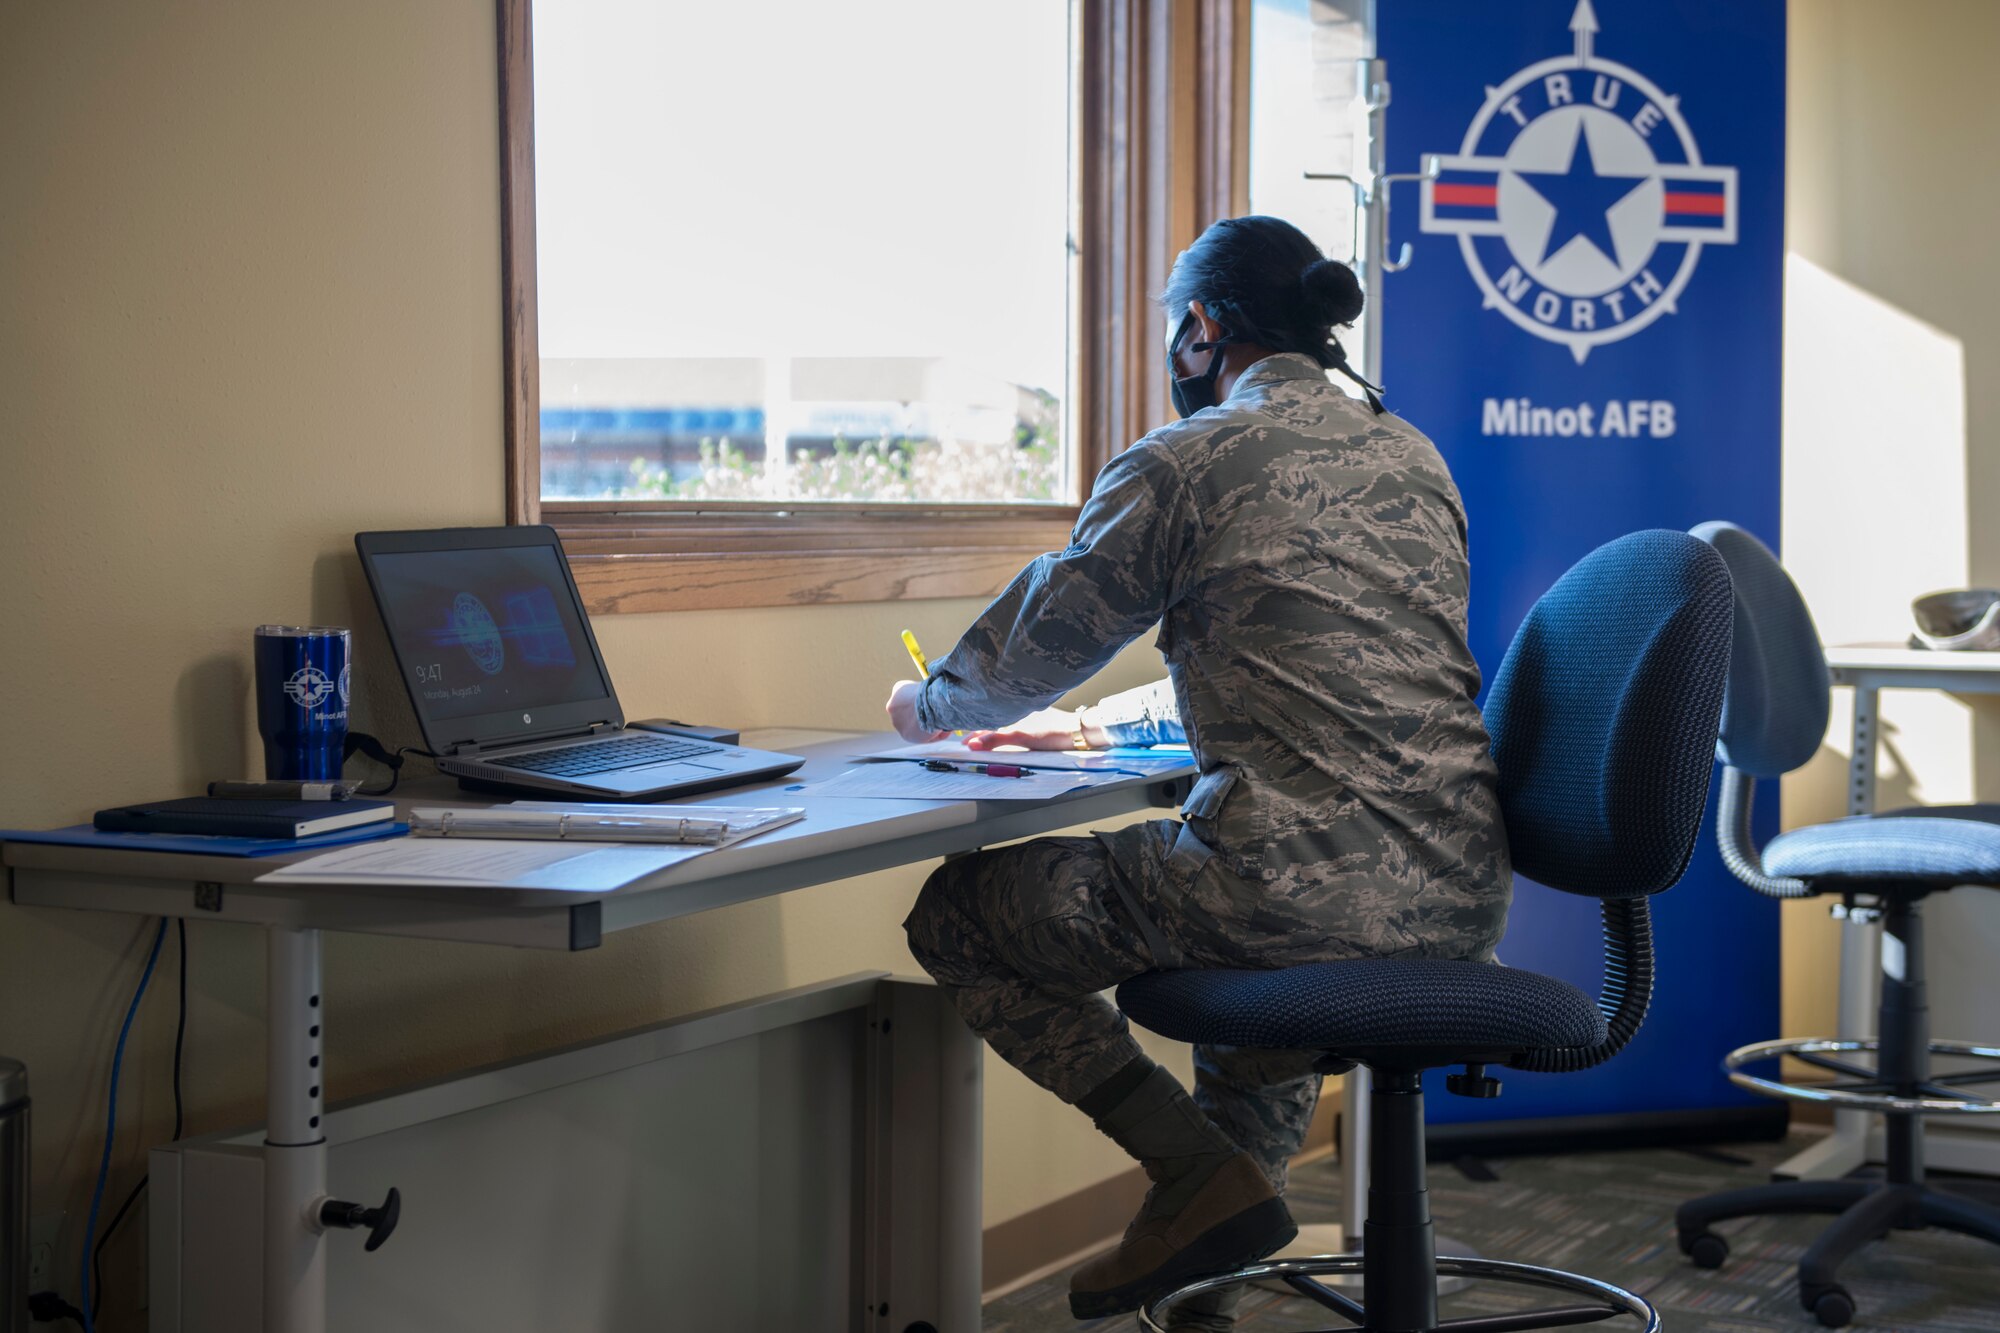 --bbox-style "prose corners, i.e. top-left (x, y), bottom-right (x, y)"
top-left (921, 759), bottom-right (1031, 778)
top-left (208, 779), bottom-right (360, 801)
top-left (875, 754), bottom-right (1149, 778)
